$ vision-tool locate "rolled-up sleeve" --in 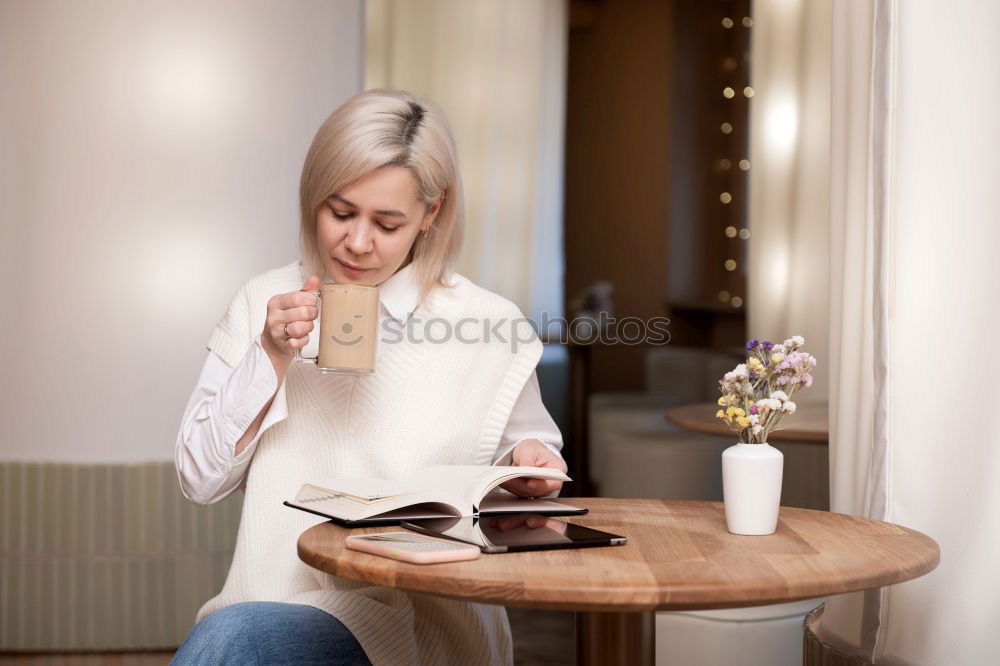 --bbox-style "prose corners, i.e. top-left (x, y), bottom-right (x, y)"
top-left (175, 336), bottom-right (288, 505)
